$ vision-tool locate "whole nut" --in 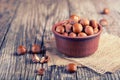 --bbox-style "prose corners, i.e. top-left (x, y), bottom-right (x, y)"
top-left (68, 19), bottom-right (76, 25)
top-left (85, 26), bottom-right (94, 35)
top-left (32, 54), bottom-right (40, 63)
top-left (99, 19), bottom-right (108, 26)
top-left (93, 27), bottom-right (99, 34)
top-left (70, 14), bottom-right (80, 22)
top-left (32, 44), bottom-right (41, 53)
top-left (90, 20), bottom-right (98, 28)
top-left (56, 25), bottom-right (65, 34)
top-left (69, 32), bottom-right (77, 37)
top-left (62, 32), bottom-right (68, 36)
top-left (17, 45), bottom-right (27, 55)
top-left (36, 68), bottom-right (45, 76)
top-left (65, 23), bottom-right (72, 33)
top-left (79, 18), bottom-right (89, 26)
top-left (73, 23), bottom-right (83, 33)
top-left (103, 8), bottom-right (109, 14)
top-left (78, 32), bottom-right (87, 37)
top-left (66, 63), bottom-right (77, 73)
